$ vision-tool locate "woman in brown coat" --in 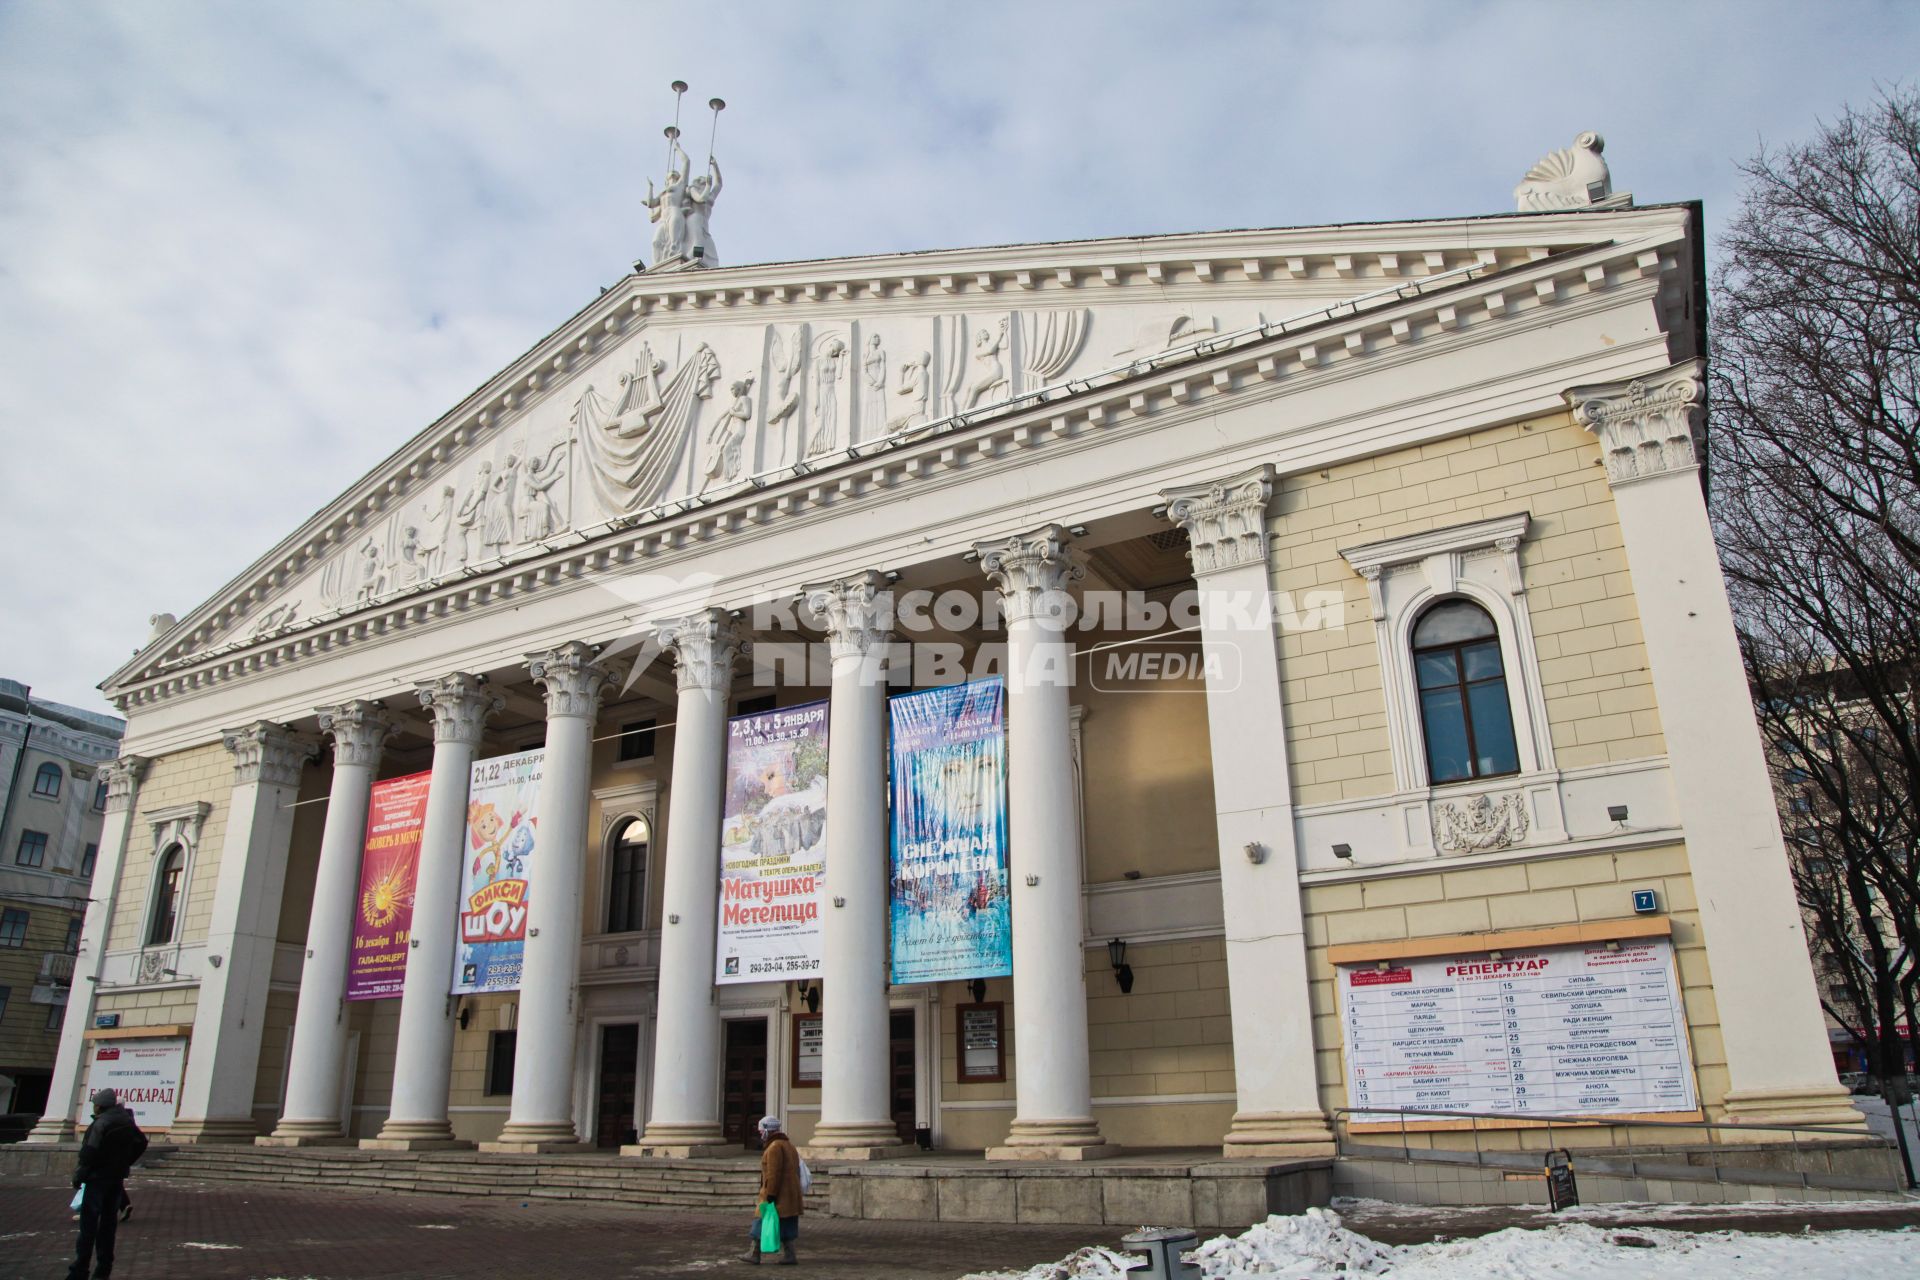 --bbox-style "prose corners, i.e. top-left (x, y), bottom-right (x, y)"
top-left (743, 1114), bottom-right (803, 1265)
